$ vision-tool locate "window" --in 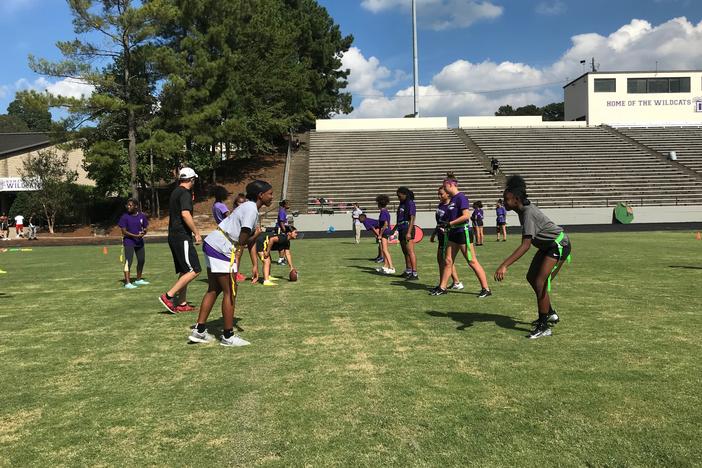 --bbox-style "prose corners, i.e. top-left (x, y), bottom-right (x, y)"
top-left (627, 77), bottom-right (691, 94)
top-left (594, 78), bottom-right (616, 92)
